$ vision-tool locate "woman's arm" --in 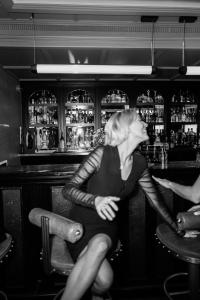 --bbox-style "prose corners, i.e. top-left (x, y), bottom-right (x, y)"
top-left (62, 146), bottom-right (104, 208)
top-left (138, 169), bottom-right (183, 235)
top-left (153, 175), bottom-right (200, 204)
